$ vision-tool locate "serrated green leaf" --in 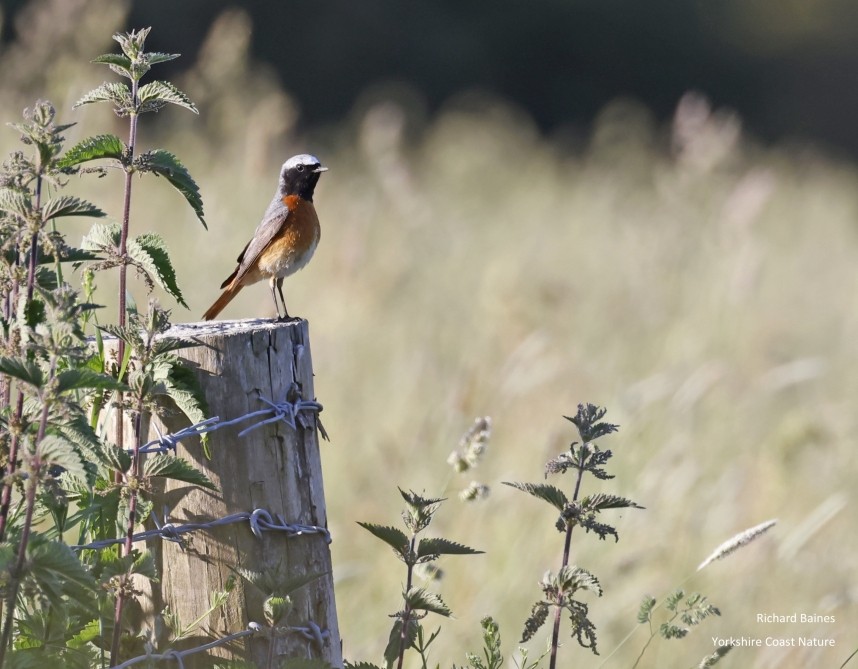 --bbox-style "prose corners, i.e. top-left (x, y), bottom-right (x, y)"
top-left (41, 196), bottom-right (105, 221)
top-left (581, 493), bottom-right (644, 512)
top-left (92, 53), bottom-right (132, 73)
top-left (132, 550), bottom-right (157, 579)
top-left (357, 522), bottom-right (409, 558)
top-left (55, 369), bottom-right (126, 394)
top-left (345, 663), bottom-right (385, 669)
top-left (59, 134), bottom-right (124, 168)
top-left (0, 188), bottom-right (33, 221)
top-left (80, 222), bottom-right (120, 254)
top-left (127, 232), bottom-right (187, 307)
top-left (143, 454), bottom-right (217, 490)
top-left (67, 618), bottom-right (101, 649)
top-left (135, 149), bottom-right (205, 226)
top-left (73, 82), bottom-right (132, 111)
top-left (35, 435), bottom-right (87, 481)
top-left (0, 357), bottom-right (44, 388)
top-left (502, 481), bottom-right (569, 511)
top-left (404, 587), bottom-right (452, 617)
top-left (137, 80), bottom-right (198, 114)
top-left (416, 537), bottom-right (483, 558)
top-left (384, 619), bottom-right (418, 669)
top-left (236, 565), bottom-right (325, 598)
top-left (27, 539), bottom-right (97, 612)
top-left (163, 361), bottom-right (210, 453)
top-left (147, 52), bottom-right (180, 65)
